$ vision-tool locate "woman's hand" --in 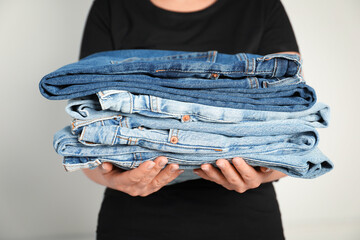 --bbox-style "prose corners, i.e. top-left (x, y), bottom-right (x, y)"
top-left (82, 156), bottom-right (183, 197)
top-left (193, 157), bottom-right (287, 193)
